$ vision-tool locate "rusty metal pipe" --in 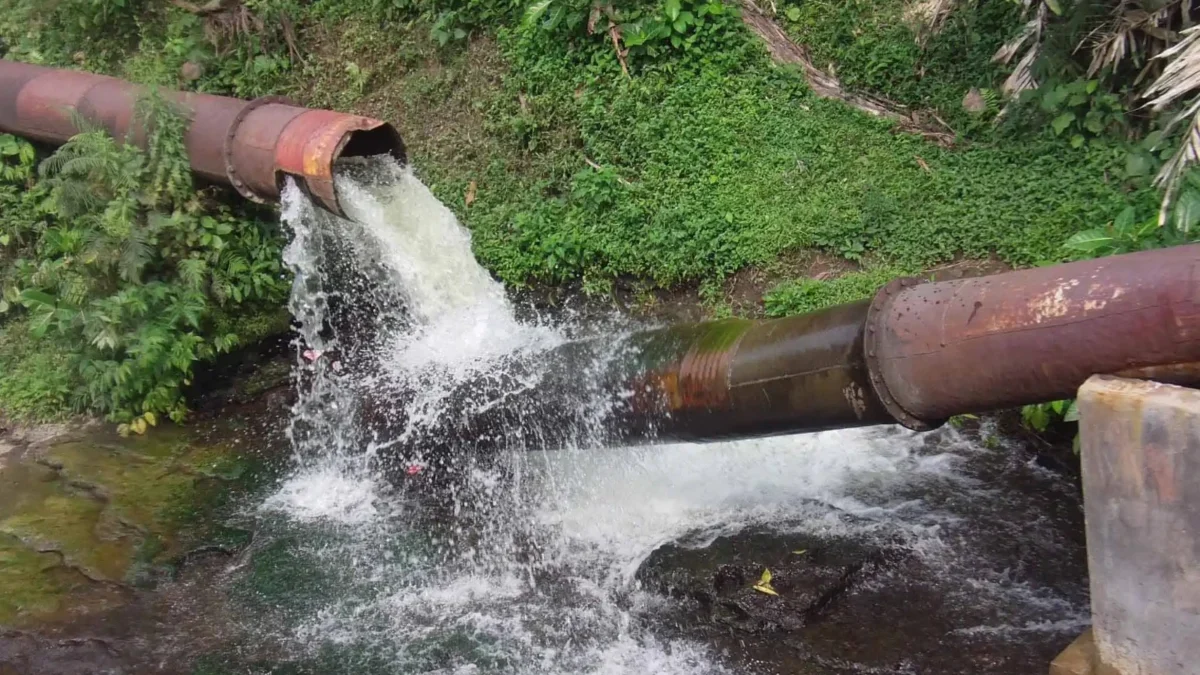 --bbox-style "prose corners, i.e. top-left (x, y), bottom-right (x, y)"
top-left (359, 245), bottom-right (1200, 452)
top-left (608, 244), bottom-right (1200, 440)
top-left (610, 302), bottom-right (894, 441)
top-left (0, 60), bottom-right (404, 216)
top-left (869, 243), bottom-right (1200, 426)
